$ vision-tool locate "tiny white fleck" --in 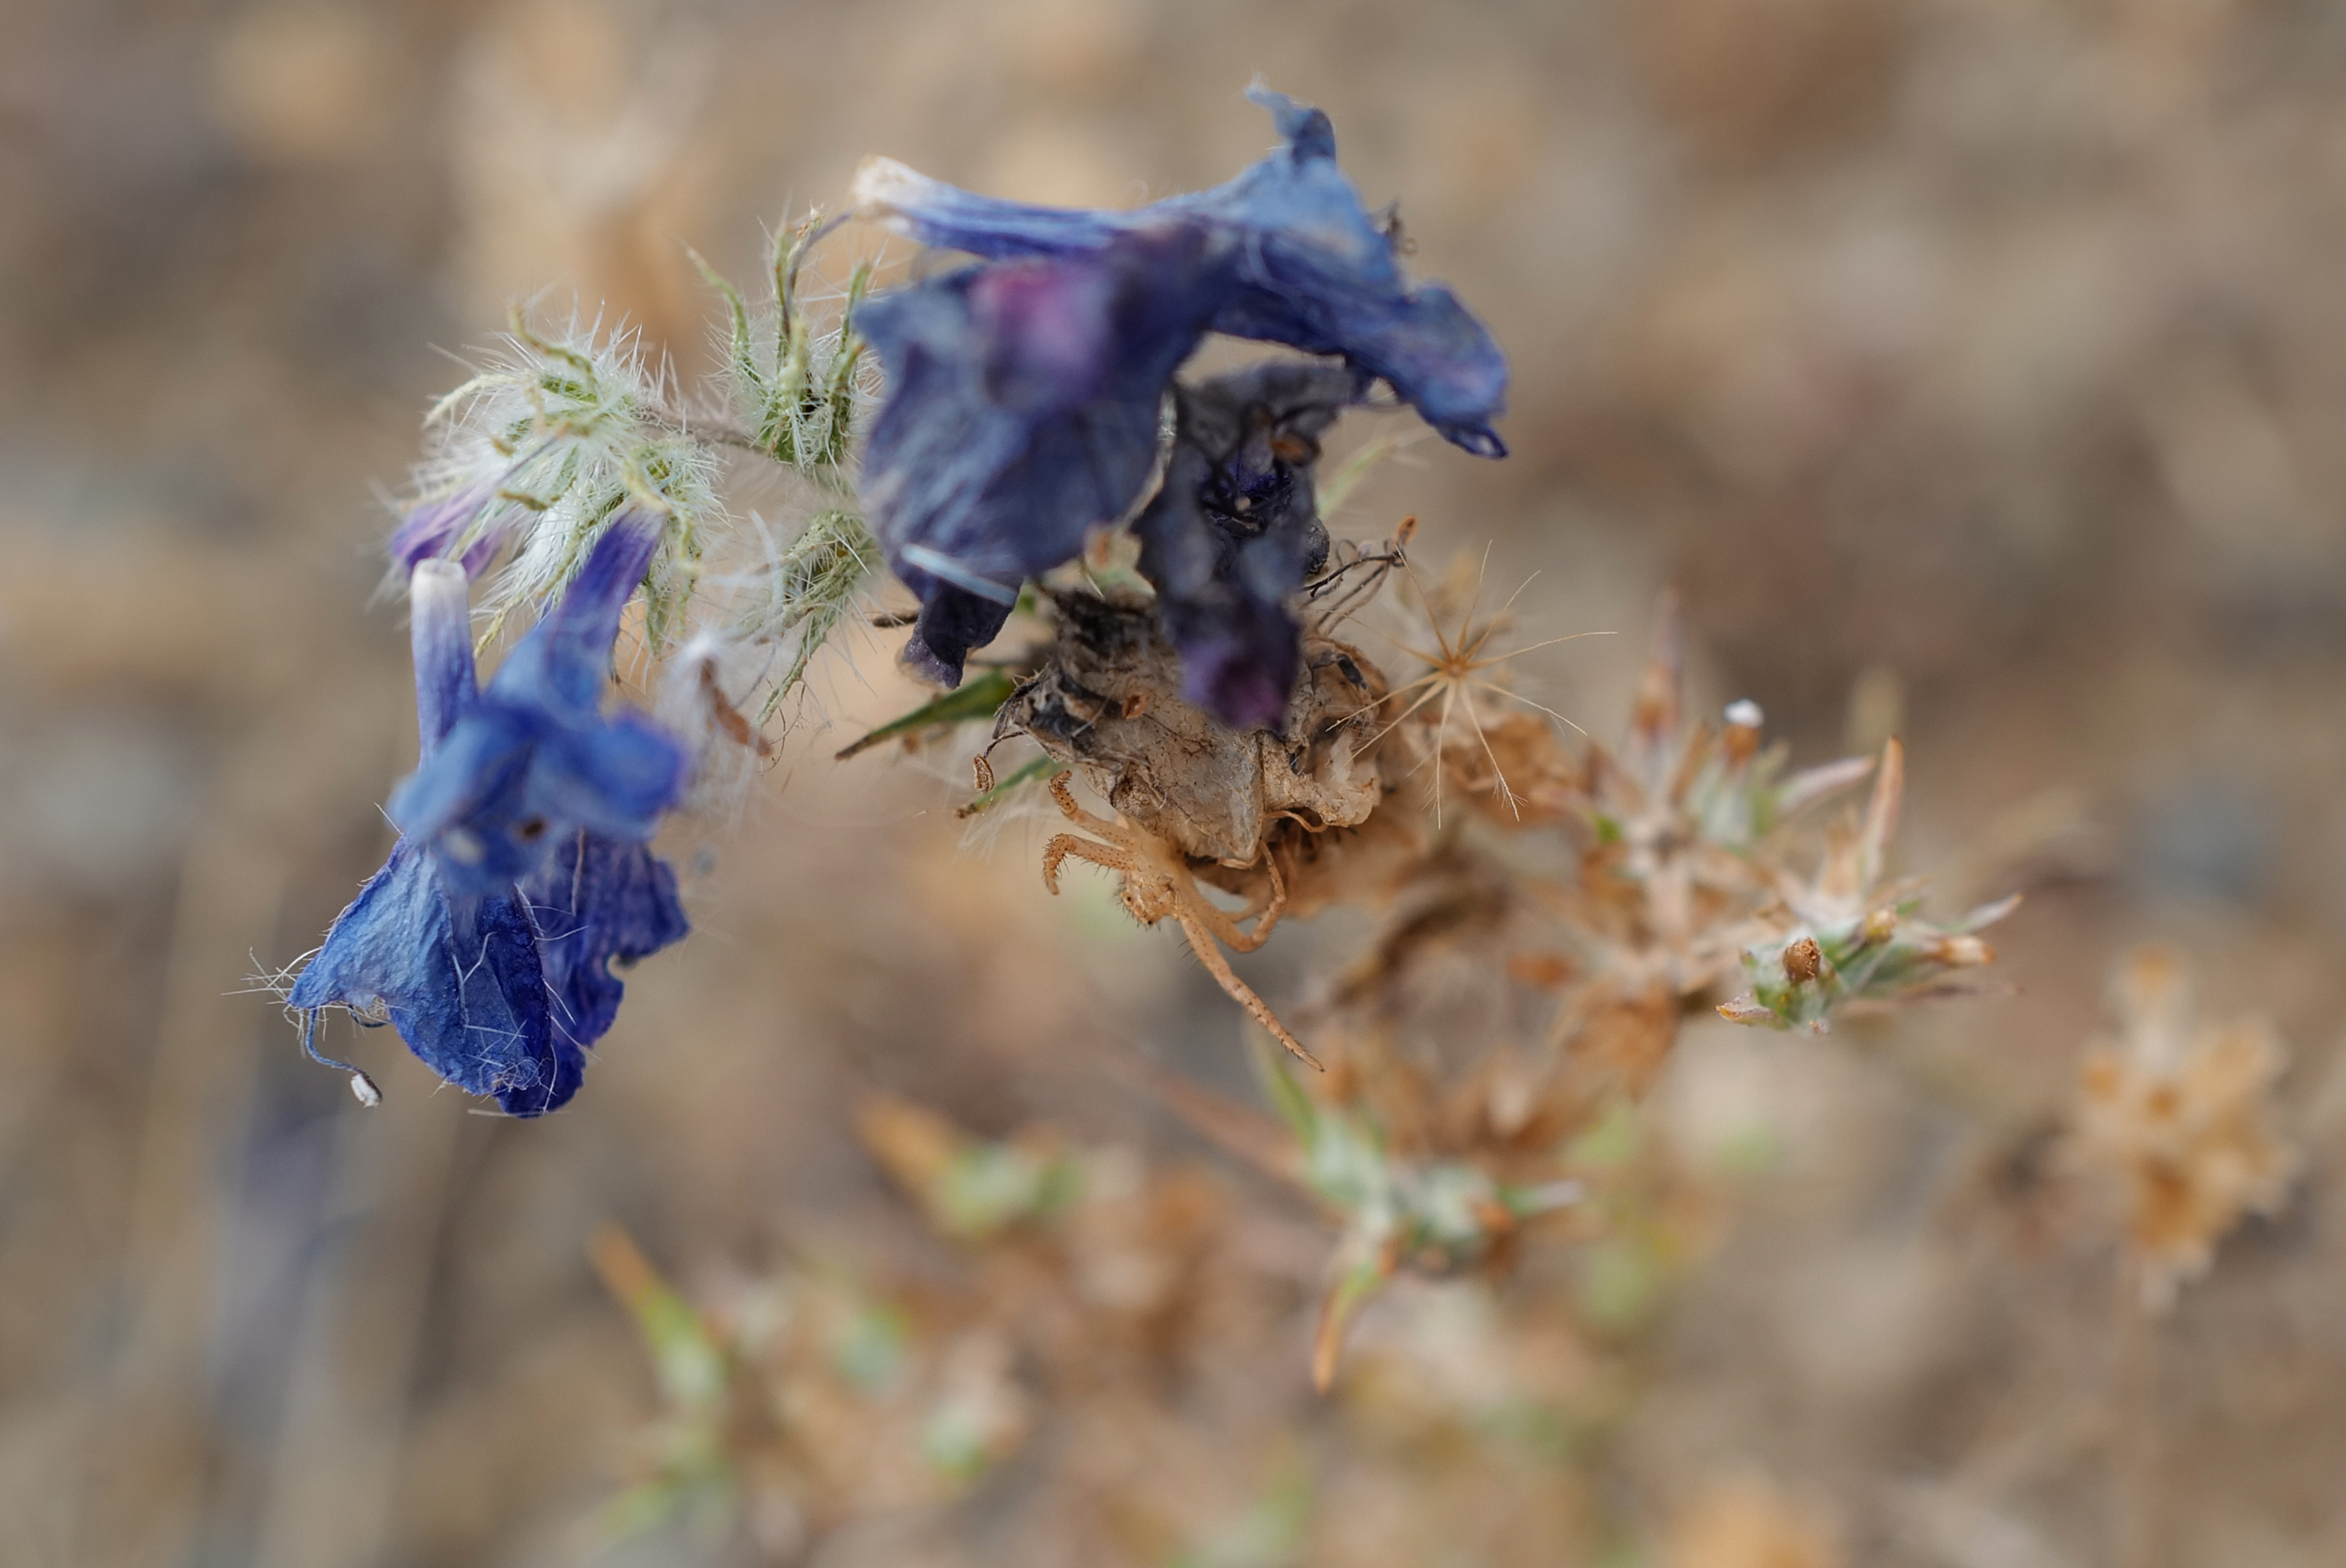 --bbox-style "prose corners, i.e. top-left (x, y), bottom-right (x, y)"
top-left (350, 1071), bottom-right (382, 1107)
top-left (1724, 699), bottom-right (1764, 729)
